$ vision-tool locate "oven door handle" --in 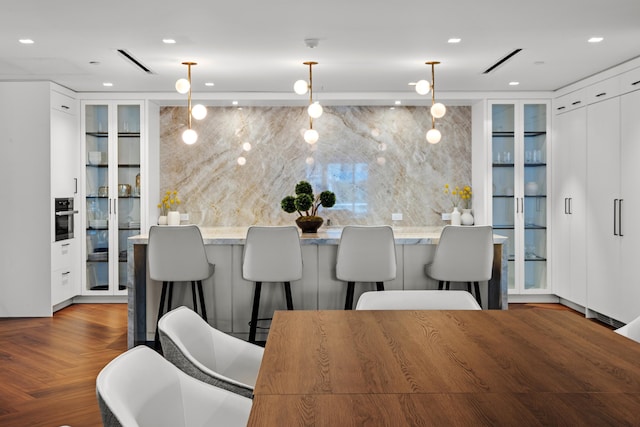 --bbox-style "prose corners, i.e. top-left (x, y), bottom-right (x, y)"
top-left (55, 210), bottom-right (79, 216)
